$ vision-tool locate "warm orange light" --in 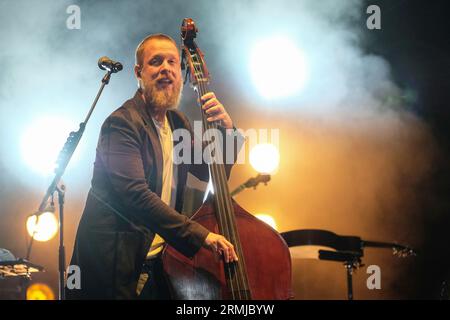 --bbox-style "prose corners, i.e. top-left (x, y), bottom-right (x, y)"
top-left (255, 214), bottom-right (278, 230)
top-left (26, 211), bottom-right (58, 242)
top-left (26, 283), bottom-right (55, 300)
top-left (249, 144), bottom-right (280, 174)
